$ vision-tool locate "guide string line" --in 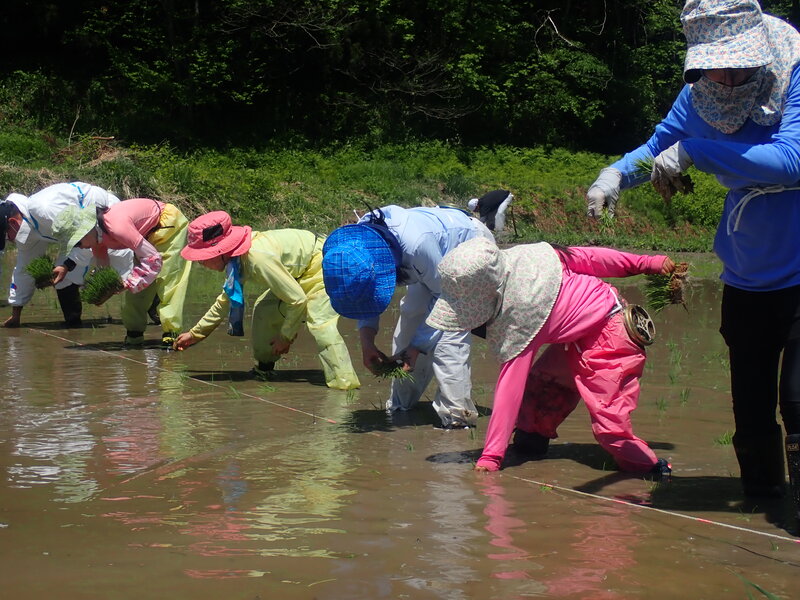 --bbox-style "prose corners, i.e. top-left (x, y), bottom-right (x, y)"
top-left (29, 327), bottom-right (800, 546)
top-left (506, 471), bottom-right (800, 545)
